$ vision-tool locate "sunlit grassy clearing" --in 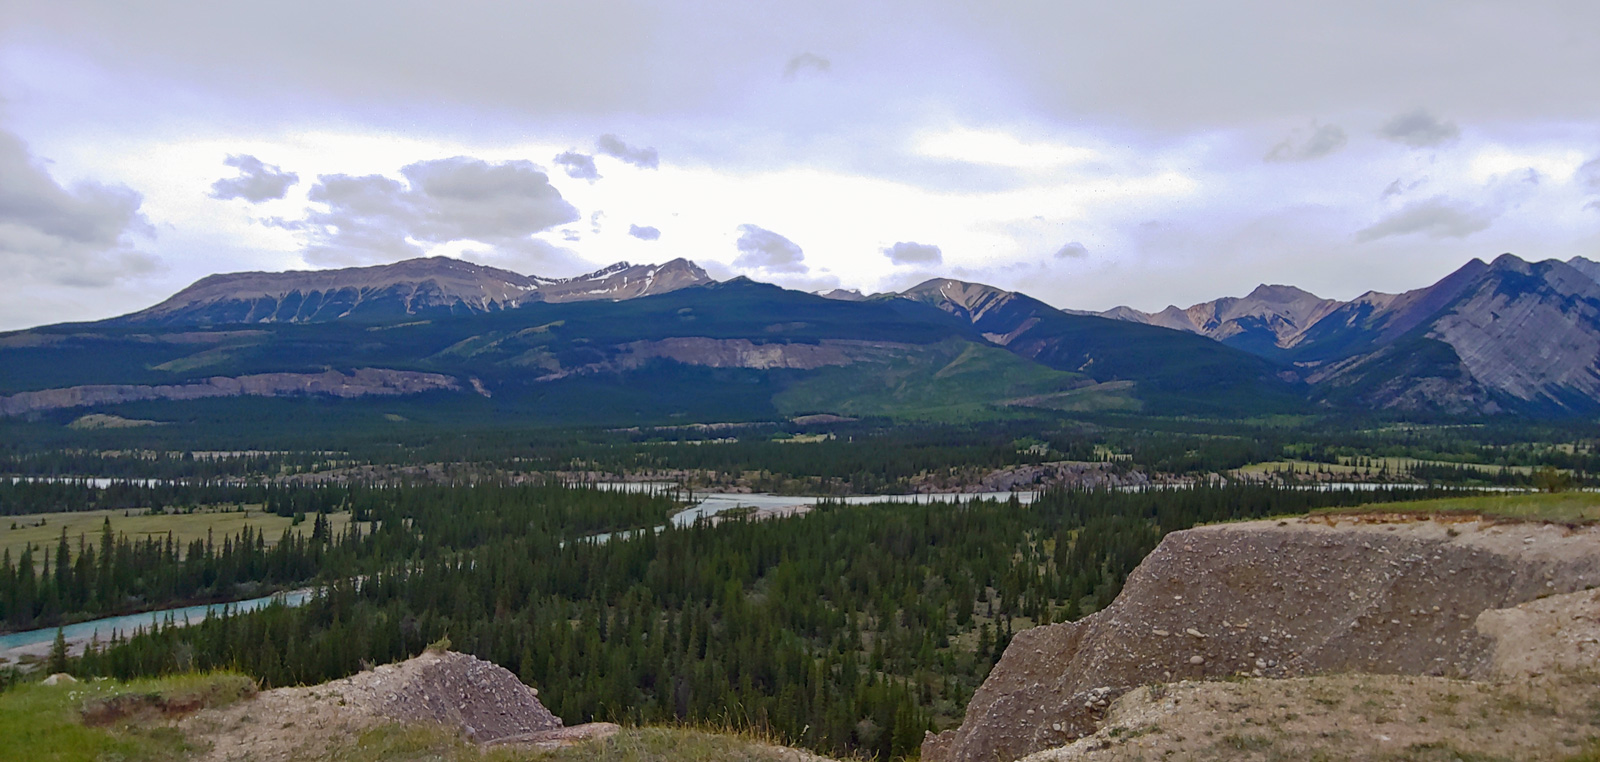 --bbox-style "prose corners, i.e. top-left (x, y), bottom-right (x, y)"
top-left (2, 507), bottom-right (363, 565)
top-left (1318, 491), bottom-right (1600, 522)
